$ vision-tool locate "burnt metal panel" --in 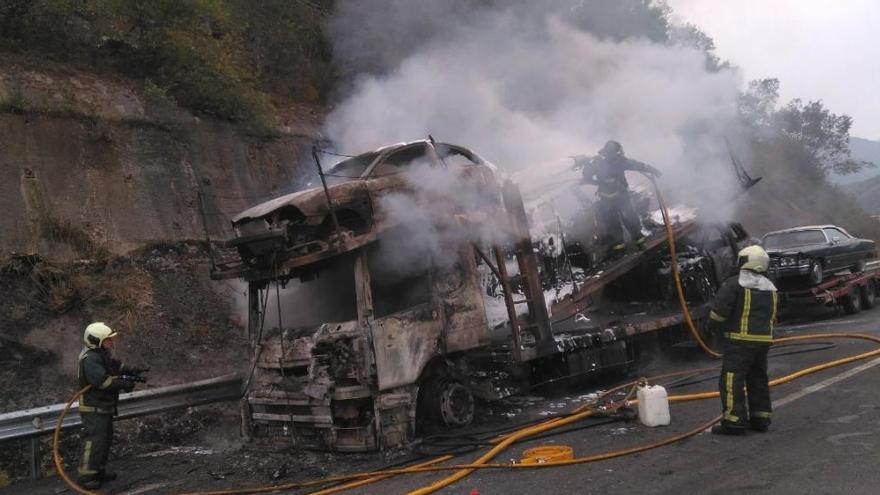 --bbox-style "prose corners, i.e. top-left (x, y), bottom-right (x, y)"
top-left (438, 248), bottom-right (491, 352)
top-left (370, 306), bottom-right (443, 391)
